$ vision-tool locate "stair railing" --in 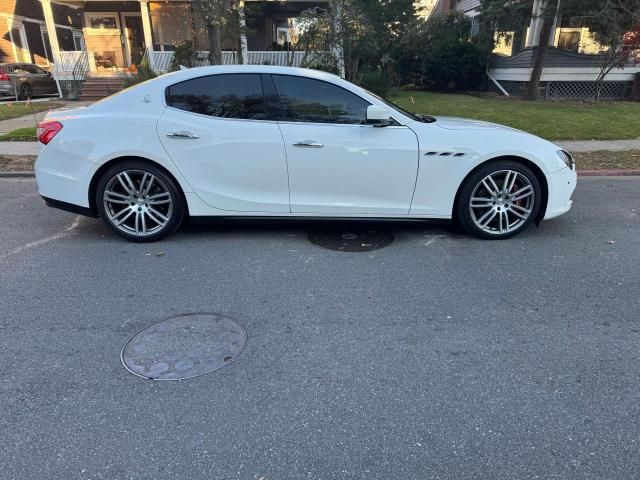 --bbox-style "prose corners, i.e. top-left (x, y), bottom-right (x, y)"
top-left (70, 49), bottom-right (90, 100)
